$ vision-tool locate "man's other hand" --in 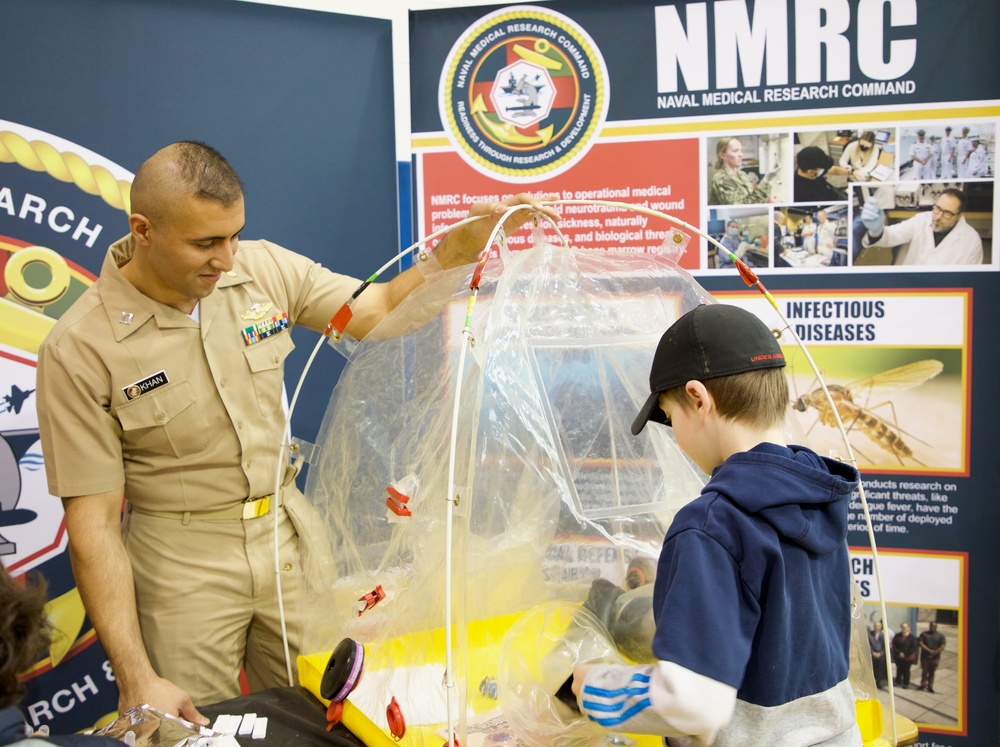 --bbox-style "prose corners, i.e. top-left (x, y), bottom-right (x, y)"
top-left (119, 674), bottom-right (209, 726)
top-left (435, 194), bottom-right (560, 268)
